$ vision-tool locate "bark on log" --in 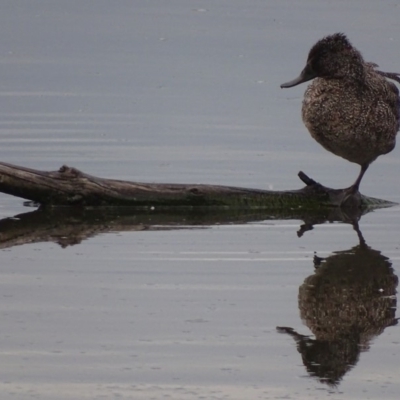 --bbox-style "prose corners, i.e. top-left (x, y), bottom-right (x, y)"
top-left (0, 162), bottom-right (395, 209)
